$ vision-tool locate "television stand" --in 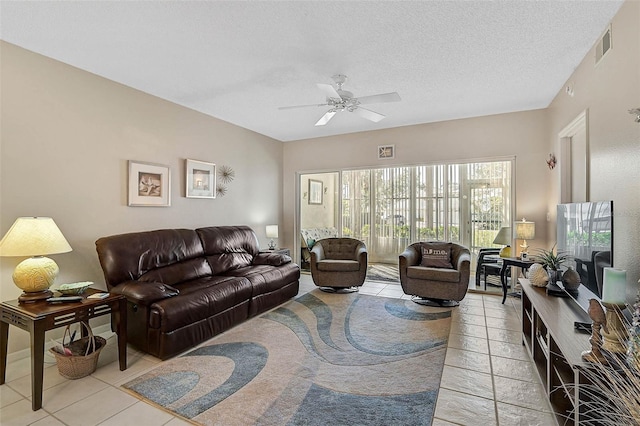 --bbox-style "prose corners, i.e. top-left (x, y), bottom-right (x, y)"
top-left (520, 278), bottom-right (600, 425)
